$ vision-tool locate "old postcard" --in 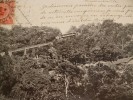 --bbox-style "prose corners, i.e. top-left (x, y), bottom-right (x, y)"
top-left (0, 0), bottom-right (133, 100)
